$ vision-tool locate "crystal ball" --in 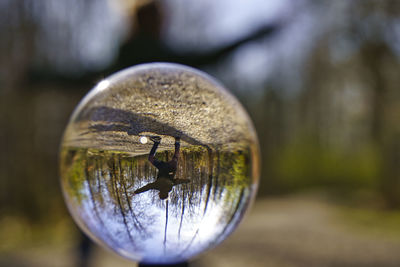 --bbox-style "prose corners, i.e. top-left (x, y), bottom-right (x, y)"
top-left (60, 63), bottom-right (260, 264)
